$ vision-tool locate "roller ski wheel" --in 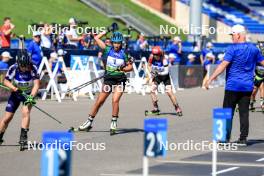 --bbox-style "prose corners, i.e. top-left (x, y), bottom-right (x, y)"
top-left (145, 110), bottom-right (160, 116)
top-left (176, 111), bottom-right (183, 117)
top-left (110, 129), bottom-right (117, 136)
top-left (19, 141), bottom-right (28, 151)
top-left (175, 105), bottom-right (183, 117)
top-left (249, 107), bottom-right (256, 112)
top-left (110, 119), bottom-right (118, 136)
top-left (68, 126), bottom-right (92, 133)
